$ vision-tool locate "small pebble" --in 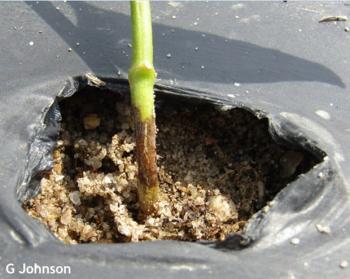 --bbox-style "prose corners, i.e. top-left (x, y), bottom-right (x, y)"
top-left (234, 82), bottom-right (240, 87)
top-left (38, 206), bottom-right (49, 218)
top-left (168, 2), bottom-right (182, 8)
top-left (57, 140), bottom-right (64, 146)
top-left (76, 42), bottom-right (80, 46)
top-left (83, 114), bottom-right (101, 130)
top-left (340, 260), bottom-right (348, 269)
top-left (68, 47), bottom-right (72, 52)
top-left (103, 175), bottom-right (113, 184)
top-left (194, 47), bottom-right (199, 51)
top-left (315, 110), bottom-right (331, 120)
top-left (208, 195), bottom-right (237, 222)
top-left (166, 53), bottom-right (172, 58)
top-left (171, 15), bottom-right (177, 19)
top-left (262, 206), bottom-right (270, 213)
top-left (315, 224), bottom-right (331, 234)
top-left (69, 191), bottom-right (81, 206)
top-left (345, 27), bottom-right (350, 32)
top-left (290, 237), bottom-right (300, 245)
top-left (200, 65), bottom-right (205, 69)
top-left (267, 200), bottom-right (276, 207)
top-left (60, 209), bottom-right (72, 225)
top-left (231, 3), bottom-right (244, 10)
top-left (29, 41), bottom-right (34, 46)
